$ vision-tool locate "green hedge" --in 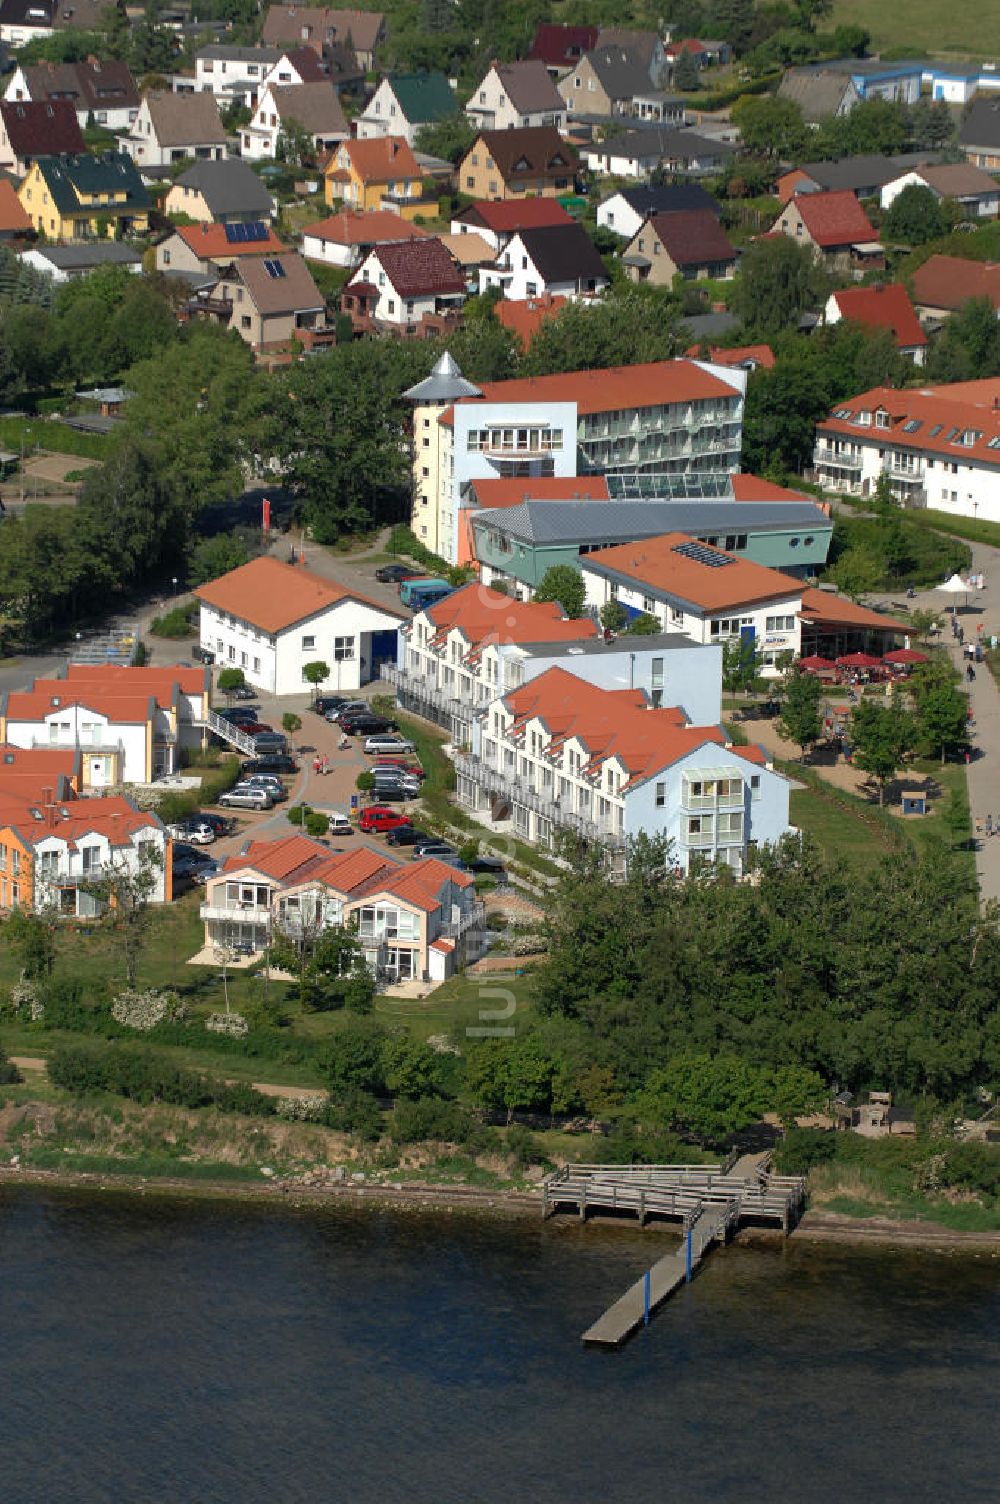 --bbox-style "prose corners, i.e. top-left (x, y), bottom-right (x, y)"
top-left (49, 1040), bottom-right (276, 1116)
top-left (157, 754), bottom-right (241, 824)
top-left (0, 416), bottom-right (111, 460)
